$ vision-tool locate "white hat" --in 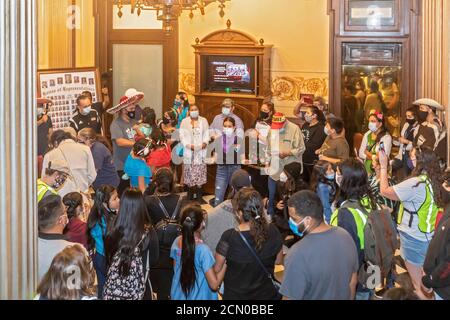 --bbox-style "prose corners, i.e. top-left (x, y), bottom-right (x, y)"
top-left (107, 88), bottom-right (145, 114)
top-left (413, 98), bottom-right (444, 111)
